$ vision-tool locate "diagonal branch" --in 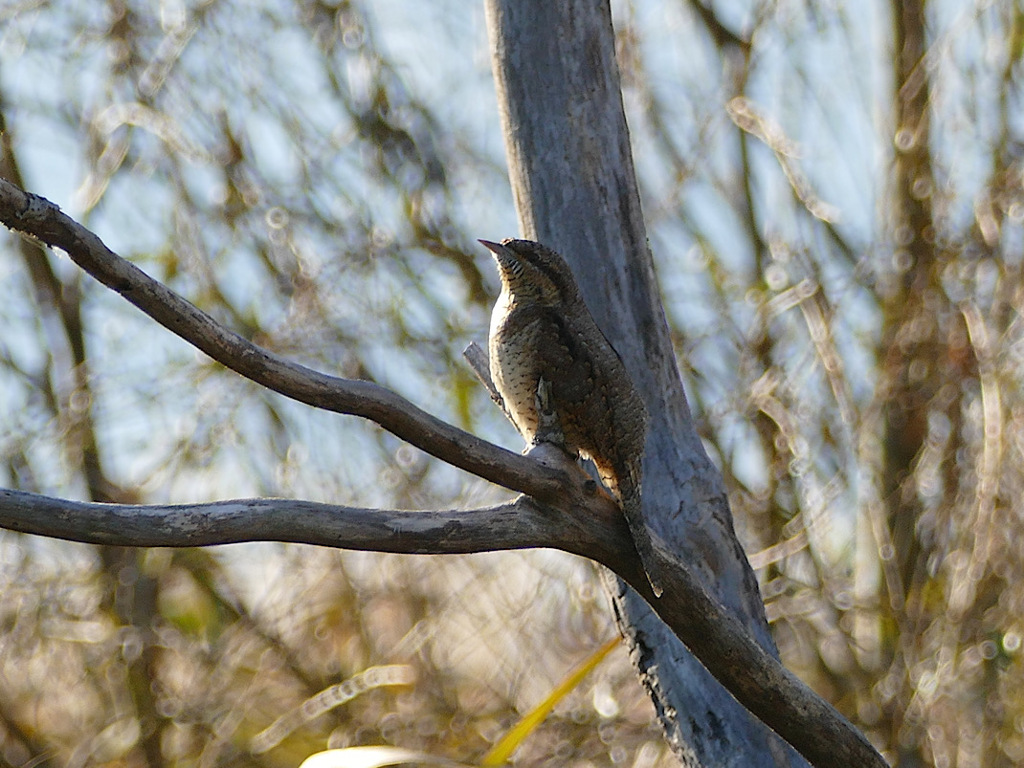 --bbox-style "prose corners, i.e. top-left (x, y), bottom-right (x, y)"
top-left (0, 178), bottom-right (562, 504)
